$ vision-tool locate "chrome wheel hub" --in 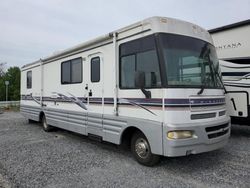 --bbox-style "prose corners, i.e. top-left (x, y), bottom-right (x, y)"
top-left (43, 118), bottom-right (47, 128)
top-left (135, 138), bottom-right (149, 159)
